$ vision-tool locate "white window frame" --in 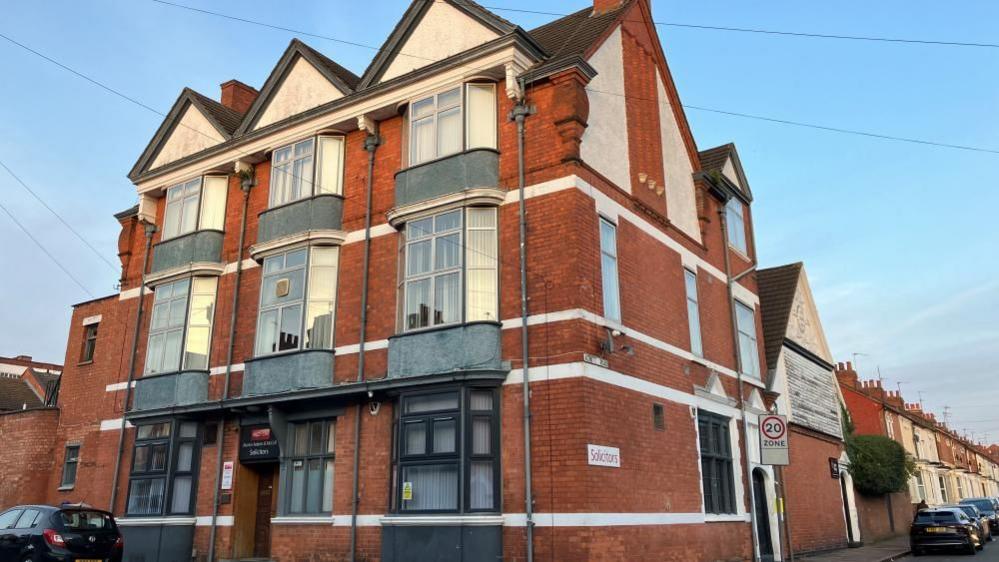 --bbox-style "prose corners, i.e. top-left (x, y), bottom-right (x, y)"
top-left (685, 268), bottom-right (703, 357)
top-left (255, 246), bottom-right (340, 357)
top-left (735, 301), bottom-right (761, 379)
top-left (144, 277), bottom-right (219, 375)
top-left (599, 217), bottom-right (622, 323)
top-left (162, 176), bottom-right (228, 240)
top-left (269, 135), bottom-right (345, 208)
top-left (407, 83), bottom-right (498, 167)
top-left (726, 198), bottom-right (748, 255)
